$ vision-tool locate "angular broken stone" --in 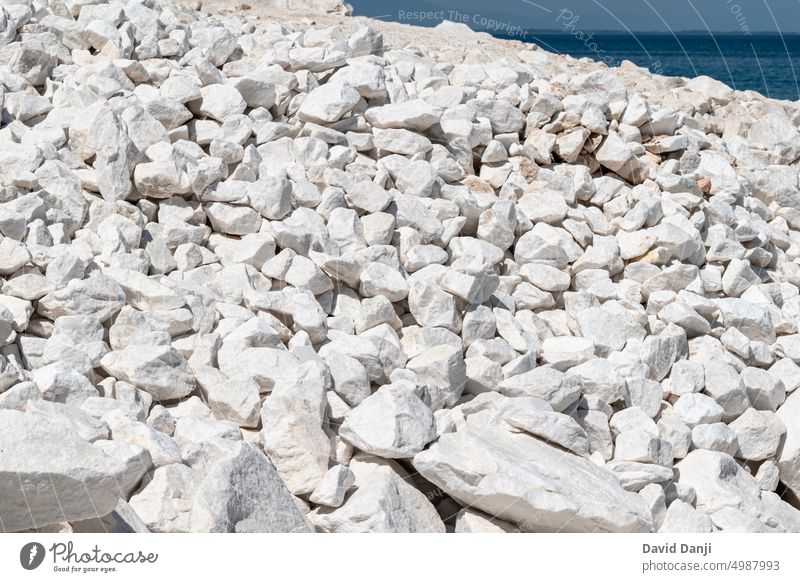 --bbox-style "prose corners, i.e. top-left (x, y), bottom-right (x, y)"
top-left (309, 465), bottom-right (356, 508)
top-left (777, 390), bottom-right (800, 499)
top-left (365, 99), bottom-right (442, 131)
top-left (340, 384), bottom-right (435, 459)
top-left (658, 500), bottom-right (713, 533)
top-left (454, 508), bottom-right (520, 533)
top-left (129, 464), bottom-right (197, 533)
top-left (298, 82), bottom-right (360, 124)
top-left (675, 449), bottom-right (800, 531)
top-left (414, 412), bottom-right (652, 532)
top-left (1, 0), bottom-right (799, 537)
top-left (499, 366), bottom-right (581, 412)
top-left (309, 455), bottom-right (445, 533)
top-left (189, 441), bottom-right (311, 533)
top-left (100, 345), bottom-right (196, 401)
top-left (503, 407), bottom-right (590, 456)
top-left (260, 362), bottom-right (331, 495)
top-left (729, 409), bottom-right (785, 461)
top-left (0, 409), bottom-right (150, 532)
